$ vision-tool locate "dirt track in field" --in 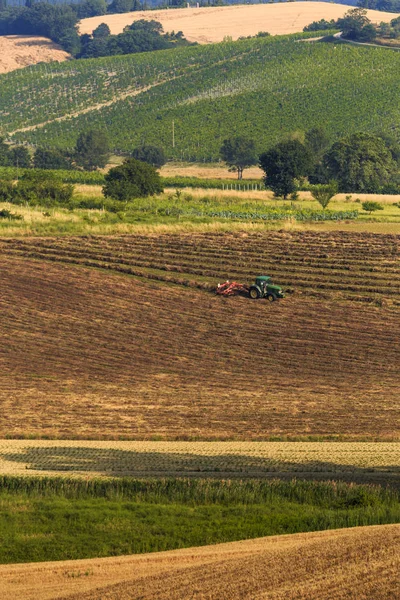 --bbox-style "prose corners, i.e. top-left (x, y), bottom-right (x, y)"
top-left (0, 525), bottom-right (398, 600)
top-left (1, 230), bottom-right (399, 440)
top-left (0, 36), bottom-right (70, 74)
top-left (79, 3), bottom-right (399, 43)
